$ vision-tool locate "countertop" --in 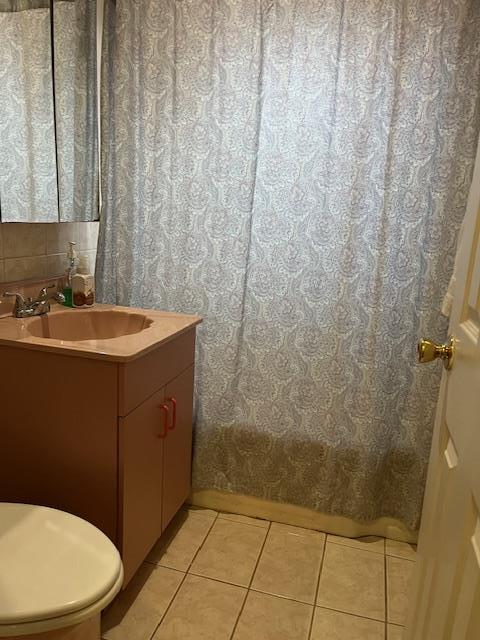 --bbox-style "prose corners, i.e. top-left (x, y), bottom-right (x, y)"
top-left (0, 303), bottom-right (202, 362)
